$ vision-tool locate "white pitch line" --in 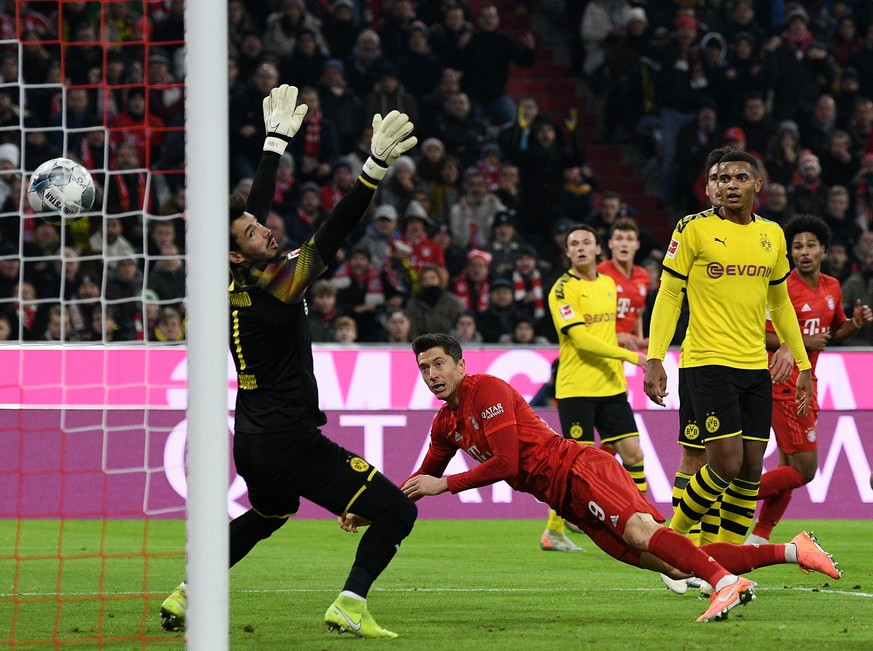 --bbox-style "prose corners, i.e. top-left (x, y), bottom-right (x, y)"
top-left (6, 586), bottom-right (871, 599)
